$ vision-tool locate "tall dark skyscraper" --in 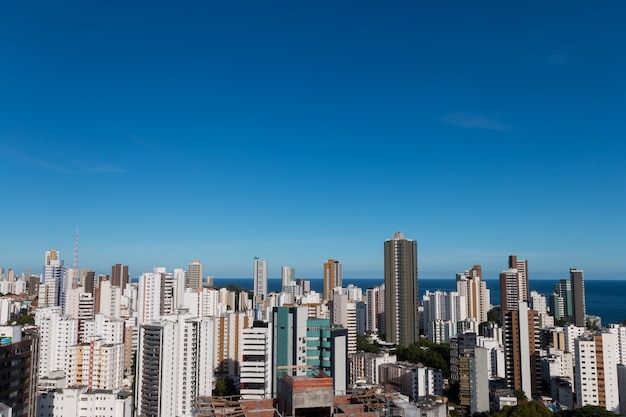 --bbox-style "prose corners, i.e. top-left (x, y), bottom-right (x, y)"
top-left (323, 259), bottom-right (342, 302)
top-left (111, 263), bottom-right (129, 292)
top-left (570, 268), bottom-right (586, 327)
top-left (384, 231), bottom-right (419, 346)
